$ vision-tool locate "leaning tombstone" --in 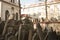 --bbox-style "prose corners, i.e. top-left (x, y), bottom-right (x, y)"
top-left (18, 16), bottom-right (33, 40)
